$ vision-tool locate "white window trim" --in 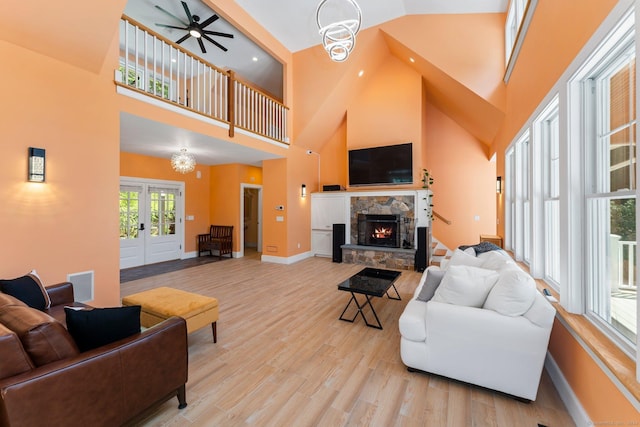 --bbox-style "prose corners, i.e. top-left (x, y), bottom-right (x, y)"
top-left (504, 0), bottom-right (539, 83)
top-left (532, 95), bottom-right (561, 287)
